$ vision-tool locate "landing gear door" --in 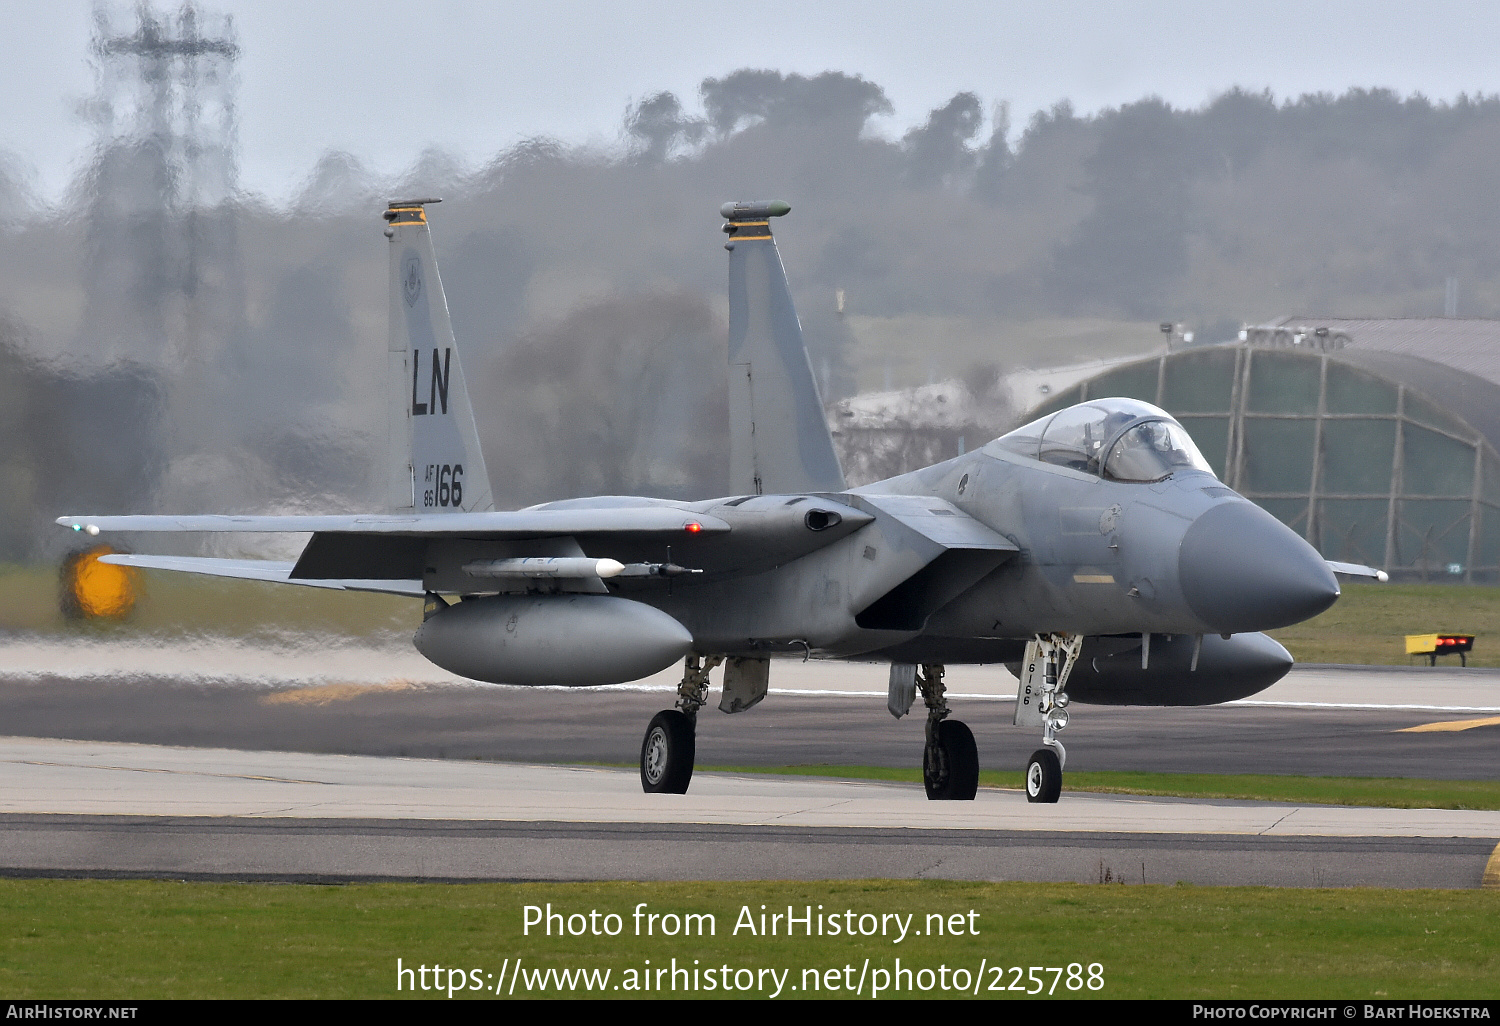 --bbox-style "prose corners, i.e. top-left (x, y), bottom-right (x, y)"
top-left (1014, 634), bottom-right (1082, 727)
top-left (1014, 639), bottom-right (1048, 727)
top-left (887, 662), bottom-right (917, 719)
top-left (719, 657), bottom-right (769, 714)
